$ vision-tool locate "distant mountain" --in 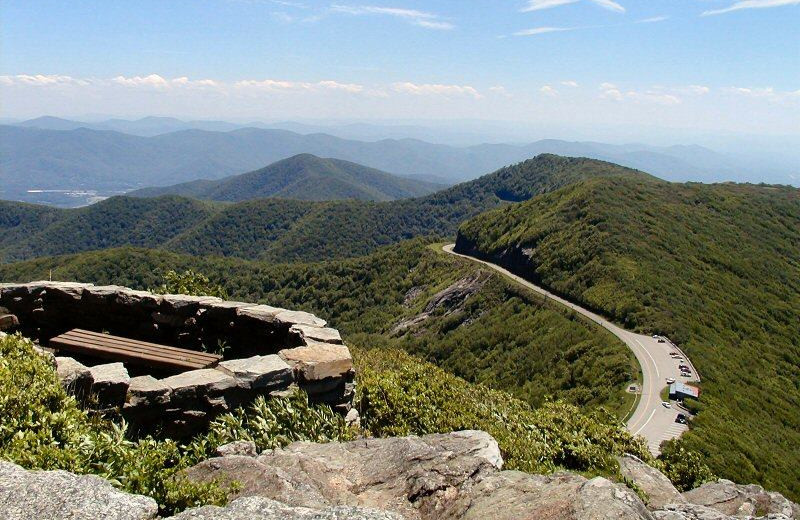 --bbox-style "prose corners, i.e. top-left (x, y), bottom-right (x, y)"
top-left (128, 154), bottom-right (444, 202)
top-left (3, 123), bottom-right (795, 207)
top-left (0, 154), bottom-right (643, 263)
top-left (14, 115), bottom-right (244, 136)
